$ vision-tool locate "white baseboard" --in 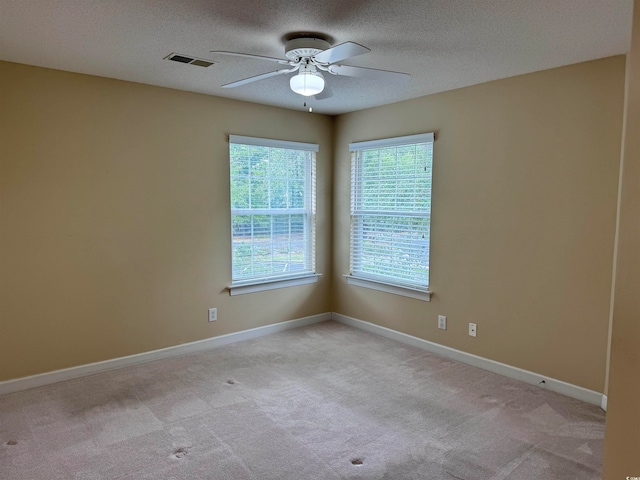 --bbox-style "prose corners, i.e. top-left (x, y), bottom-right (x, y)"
top-left (0, 311), bottom-right (608, 411)
top-left (332, 312), bottom-right (606, 409)
top-left (0, 312), bottom-right (331, 396)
